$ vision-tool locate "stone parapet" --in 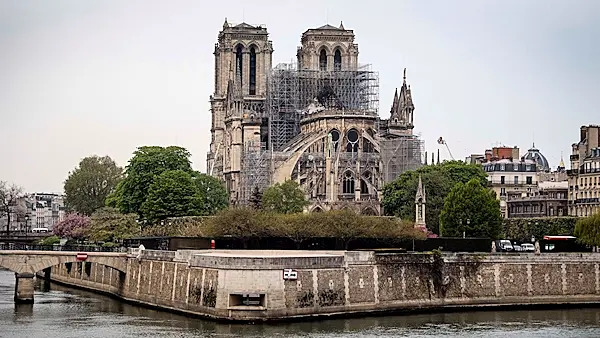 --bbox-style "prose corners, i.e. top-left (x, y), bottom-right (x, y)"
top-left (43, 250), bottom-right (600, 322)
top-left (139, 250), bottom-right (175, 262)
top-left (189, 250), bottom-right (345, 270)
